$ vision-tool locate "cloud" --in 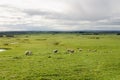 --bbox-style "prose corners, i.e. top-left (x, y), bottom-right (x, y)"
top-left (0, 0), bottom-right (120, 31)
